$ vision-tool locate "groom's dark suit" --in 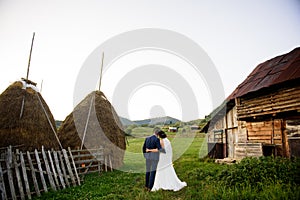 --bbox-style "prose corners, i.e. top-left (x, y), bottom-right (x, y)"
top-left (143, 134), bottom-right (164, 190)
